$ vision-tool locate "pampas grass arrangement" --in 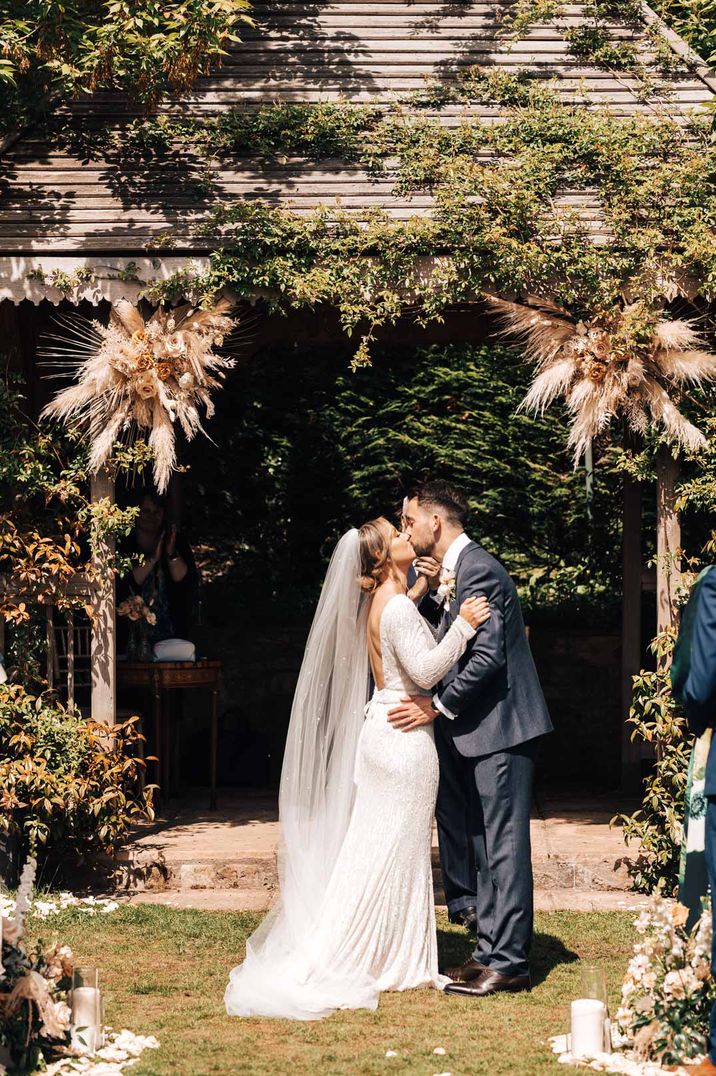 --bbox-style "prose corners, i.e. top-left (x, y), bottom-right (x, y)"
top-left (486, 295), bottom-right (716, 462)
top-left (41, 299), bottom-right (237, 492)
